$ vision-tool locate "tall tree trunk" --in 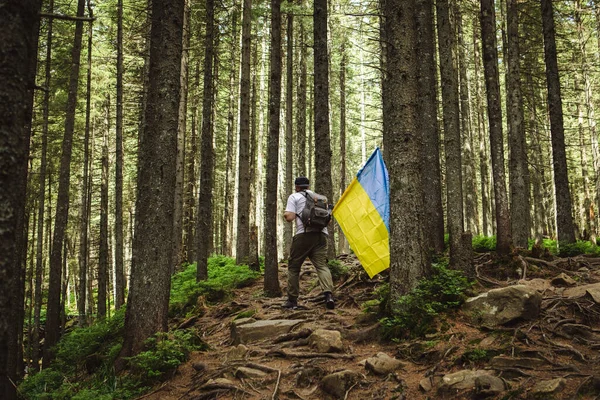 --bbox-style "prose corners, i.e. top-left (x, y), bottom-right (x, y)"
top-left (417, 0), bottom-right (444, 254)
top-left (314, 0), bottom-right (335, 258)
top-left (473, 14), bottom-right (492, 237)
top-left (117, 0), bottom-right (184, 363)
top-left (196, 0), bottom-right (215, 281)
top-left (457, 4), bottom-right (478, 236)
top-left (184, 61), bottom-right (200, 262)
top-left (576, 0), bottom-right (598, 244)
top-left (33, 0), bottom-right (53, 369)
top-left (384, 0), bottom-right (430, 305)
top-left (481, 0), bottom-right (512, 255)
top-left (283, 12), bottom-right (294, 259)
top-left (0, 0), bottom-right (41, 396)
top-left (173, 0), bottom-right (190, 271)
top-left (98, 100), bottom-right (110, 319)
top-left (437, 0), bottom-right (471, 272)
top-left (296, 4), bottom-right (307, 176)
top-left (248, 39), bottom-right (260, 271)
top-left (264, 0), bottom-right (283, 297)
top-left (540, 0), bottom-right (575, 244)
top-left (236, 0), bottom-right (252, 265)
top-left (44, 0), bottom-right (86, 366)
top-left (338, 42), bottom-right (348, 254)
top-left (223, 6), bottom-right (239, 257)
top-left (78, 0), bottom-right (92, 327)
top-left (114, 0), bottom-right (125, 307)
top-left (507, 0), bottom-right (529, 248)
